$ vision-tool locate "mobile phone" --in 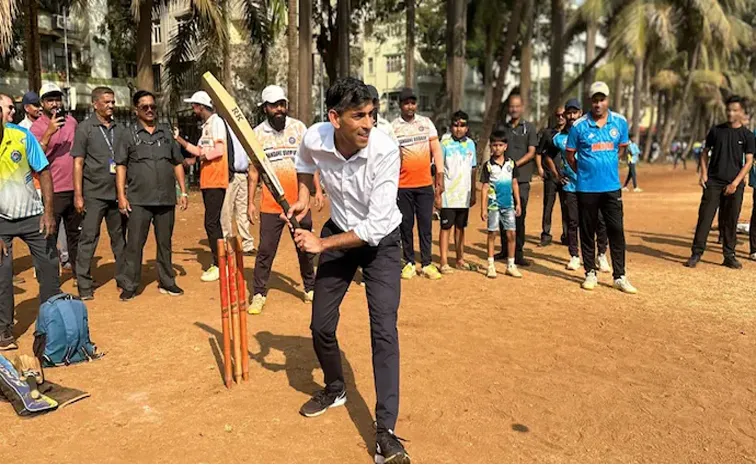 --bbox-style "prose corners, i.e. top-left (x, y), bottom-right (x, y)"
top-left (55, 108), bottom-right (68, 119)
